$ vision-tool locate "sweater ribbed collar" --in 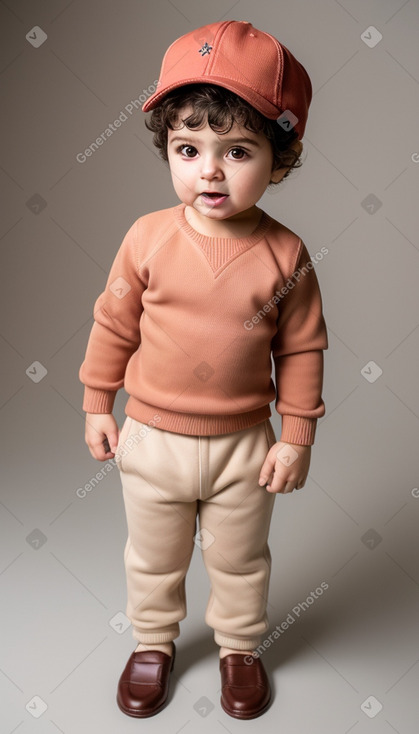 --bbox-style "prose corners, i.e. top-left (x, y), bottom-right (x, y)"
top-left (173, 203), bottom-right (273, 274)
